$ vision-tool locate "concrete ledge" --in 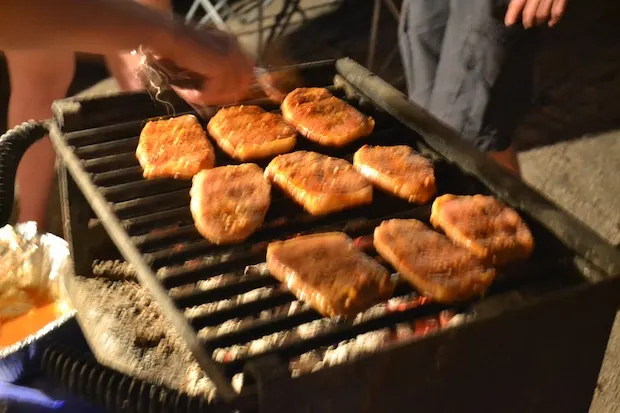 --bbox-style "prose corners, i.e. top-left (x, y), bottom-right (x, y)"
top-left (520, 131), bottom-right (620, 246)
